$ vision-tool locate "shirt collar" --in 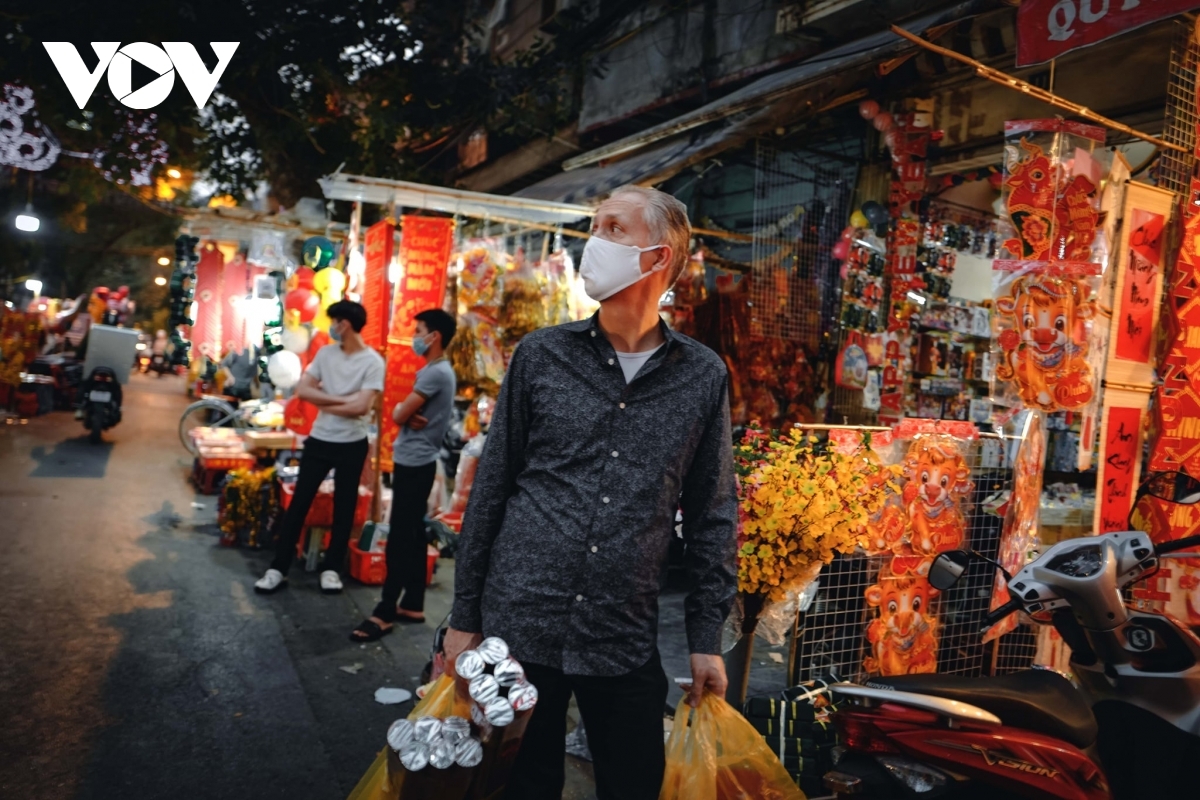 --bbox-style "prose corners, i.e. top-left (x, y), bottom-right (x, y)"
top-left (565, 311), bottom-right (683, 350)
